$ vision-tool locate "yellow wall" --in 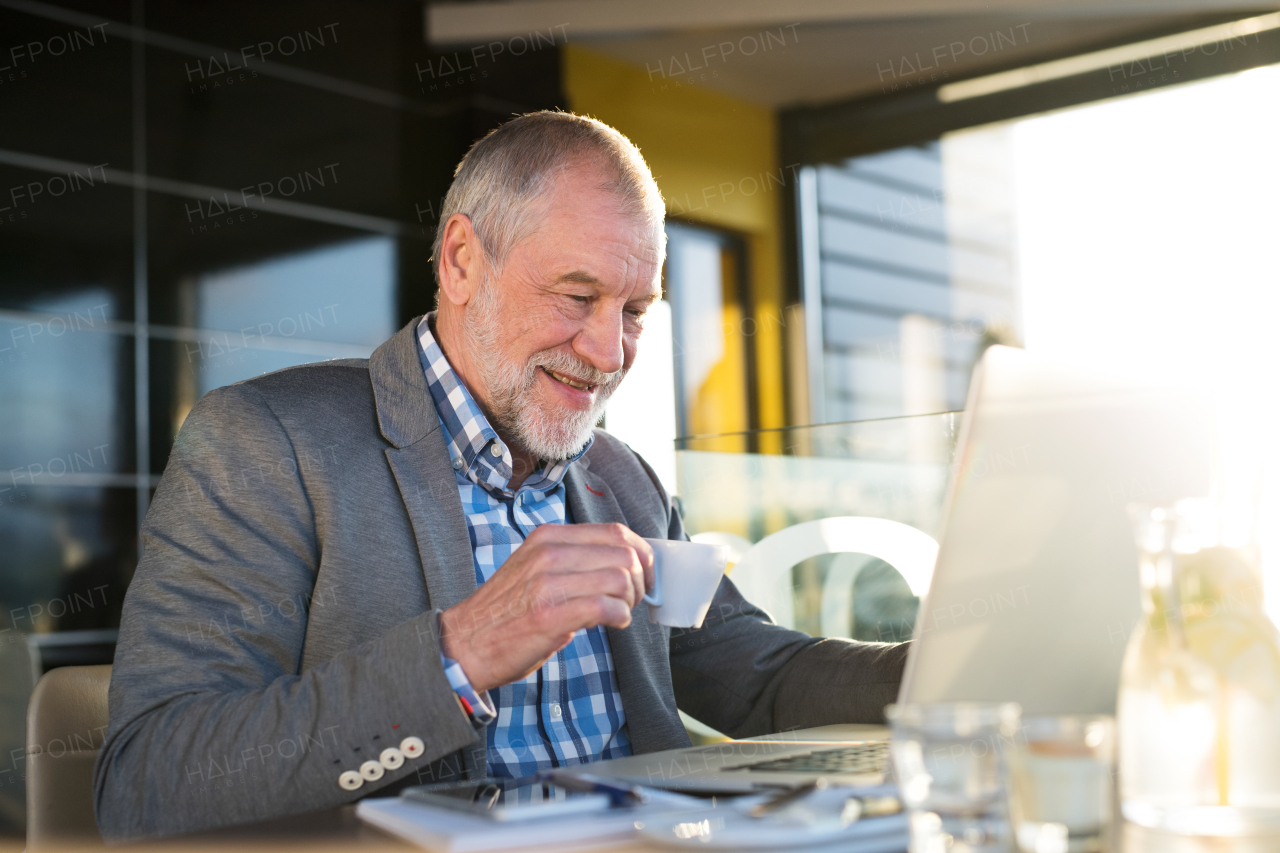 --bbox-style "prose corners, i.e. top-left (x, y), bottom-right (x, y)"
top-left (563, 46), bottom-right (789, 450)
